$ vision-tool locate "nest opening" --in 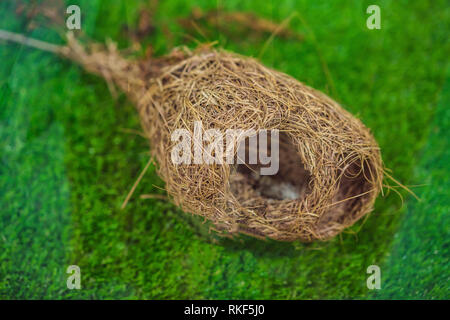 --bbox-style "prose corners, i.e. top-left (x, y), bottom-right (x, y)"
top-left (231, 133), bottom-right (313, 202)
top-left (229, 130), bottom-right (377, 237)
